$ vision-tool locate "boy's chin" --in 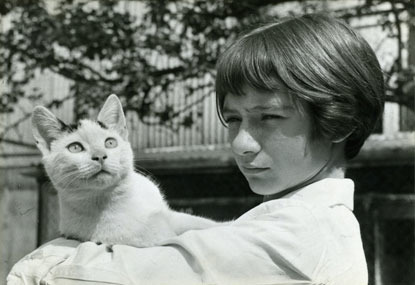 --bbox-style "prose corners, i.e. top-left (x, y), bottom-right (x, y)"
top-left (248, 179), bottom-right (292, 197)
top-left (248, 181), bottom-right (276, 196)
